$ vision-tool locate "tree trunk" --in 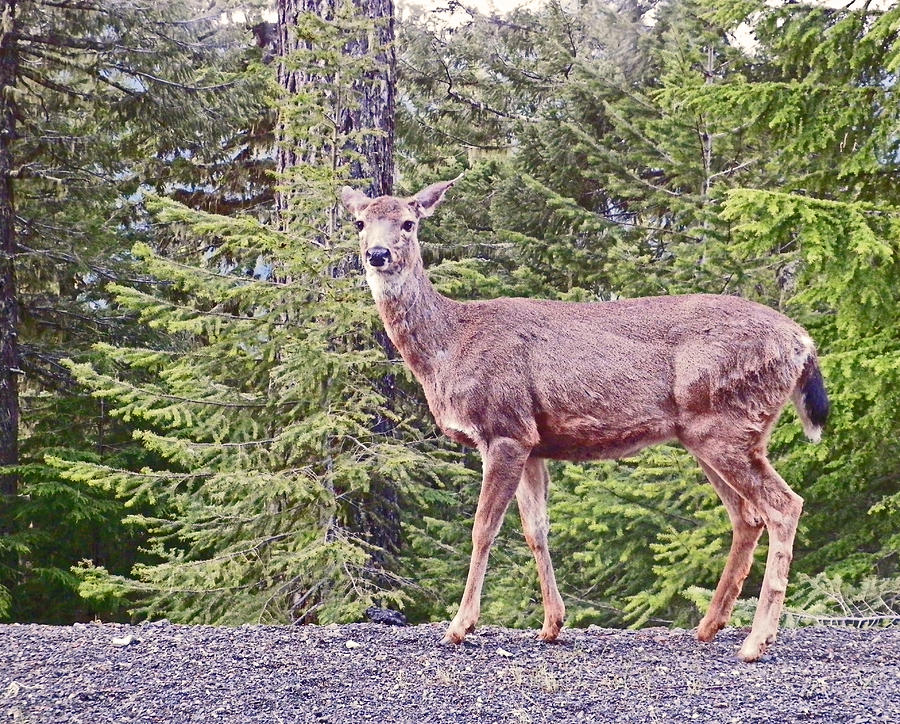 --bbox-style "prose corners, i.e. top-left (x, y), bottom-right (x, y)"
top-left (0, 0), bottom-right (18, 500)
top-left (276, 0), bottom-right (395, 209)
top-left (275, 0), bottom-right (400, 599)
top-left (340, 0), bottom-right (395, 198)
